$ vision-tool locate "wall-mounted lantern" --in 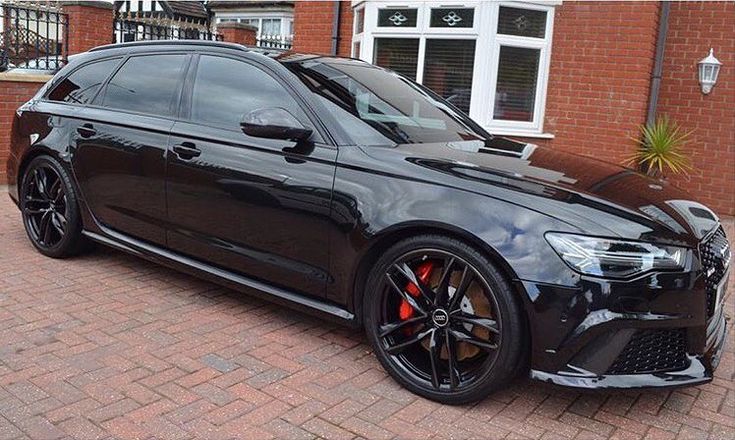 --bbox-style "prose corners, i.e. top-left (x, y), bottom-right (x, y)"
top-left (698, 48), bottom-right (721, 95)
